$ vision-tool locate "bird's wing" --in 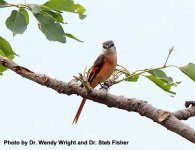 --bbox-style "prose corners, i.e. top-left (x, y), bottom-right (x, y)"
top-left (88, 54), bottom-right (105, 84)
